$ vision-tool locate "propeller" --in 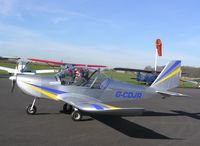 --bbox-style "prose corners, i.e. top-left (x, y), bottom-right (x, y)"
top-left (9, 75), bottom-right (17, 92)
top-left (11, 78), bottom-right (16, 92)
top-left (8, 60), bottom-right (29, 92)
top-left (9, 66), bottom-right (18, 92)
